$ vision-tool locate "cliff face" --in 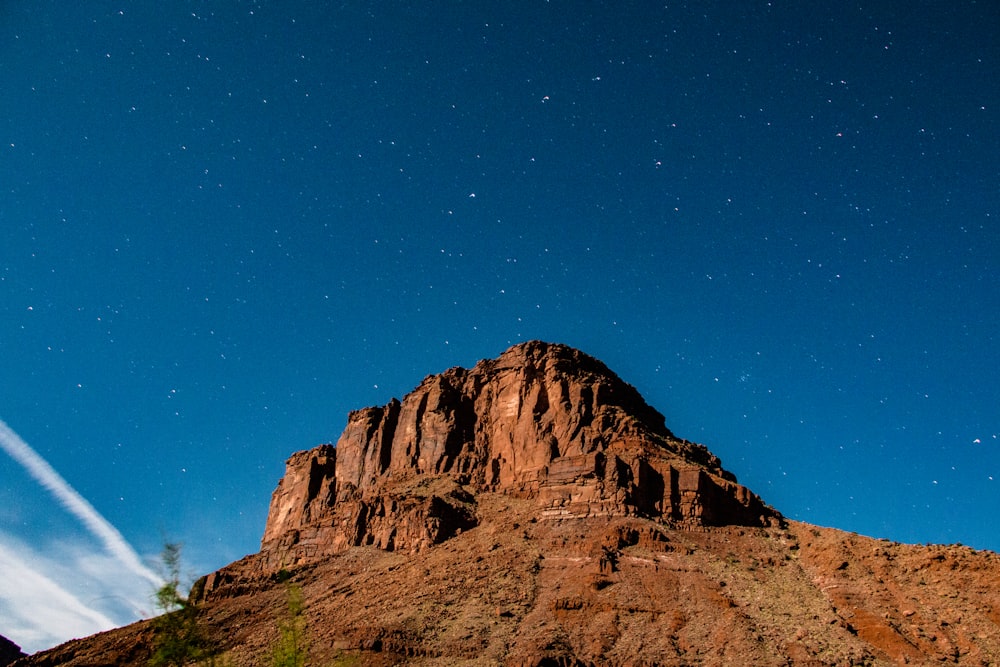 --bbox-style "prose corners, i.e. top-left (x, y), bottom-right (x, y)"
top-left (258, 341), bottom-right (777, 568)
